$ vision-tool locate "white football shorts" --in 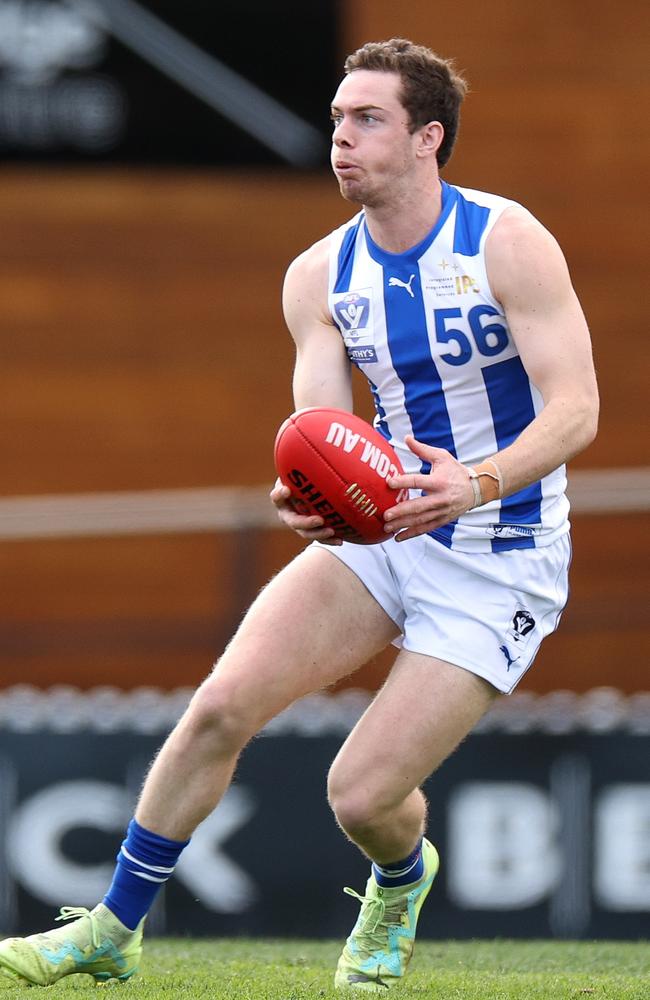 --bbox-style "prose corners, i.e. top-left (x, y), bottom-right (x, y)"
top-left (314, 531), bottom-right (571, 694)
